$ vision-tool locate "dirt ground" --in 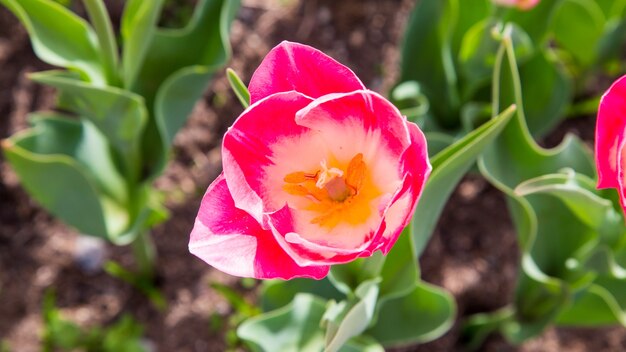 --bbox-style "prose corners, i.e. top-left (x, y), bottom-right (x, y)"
top-left (0, 0), bottom-right (625, 351)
